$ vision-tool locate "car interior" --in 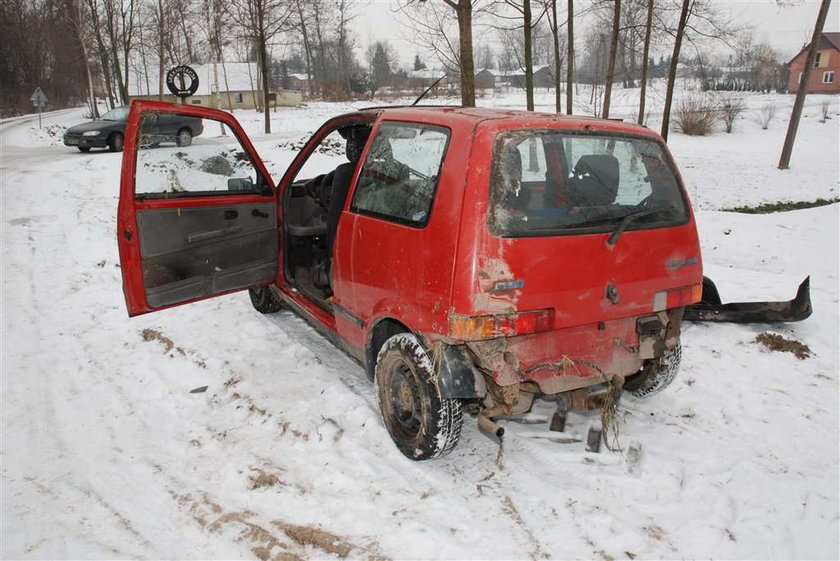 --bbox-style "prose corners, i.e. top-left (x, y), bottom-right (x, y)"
top-left (282, 122), bottom-right (374, 308)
